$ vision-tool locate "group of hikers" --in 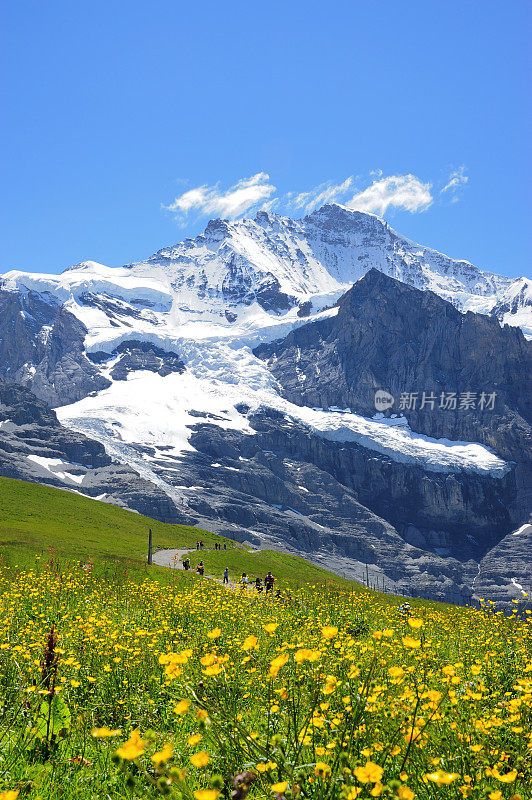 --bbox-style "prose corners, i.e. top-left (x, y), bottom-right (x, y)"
top-left (228, 569), bottom-right (276, 594)
top-left (183, 557), bottom-right (205, 575)
top-left (182, 554), bottom-right (275, 594)
top-left (196, 540), bottom-right (227, 551)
